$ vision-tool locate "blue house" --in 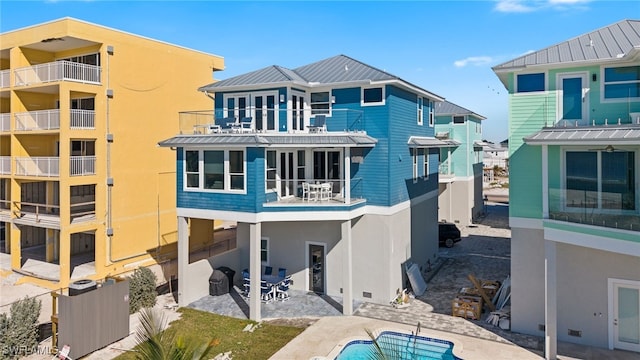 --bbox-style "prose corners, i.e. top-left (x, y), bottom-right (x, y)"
top-left (159, 55), bottom-right (448, 321)
top-left (434, 101), bottom-right (486, 225)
